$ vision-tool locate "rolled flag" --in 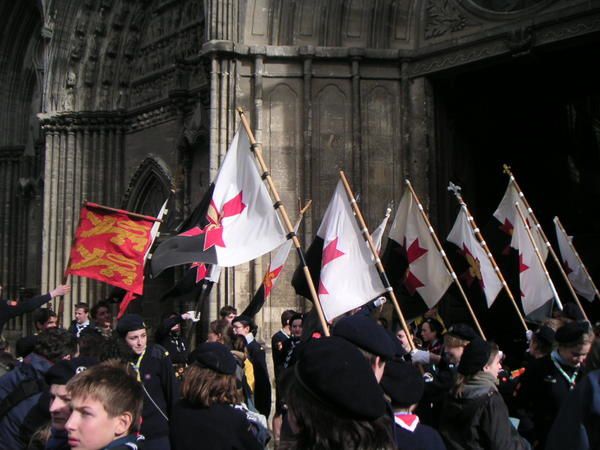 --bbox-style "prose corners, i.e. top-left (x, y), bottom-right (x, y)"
top-left (150, 126), bottom-right (287, 276)
top-left (554, 217), bottom-right (597, 302)
top-left (241, 230), bottom-right (296, 319)
top-left (387, 190), bottom-right (453, 309)
top-left (513, 208), bottom-right (556, 315)
top-left (447, 207), bottom-right (503, 307)
top-left (493, 180), bottom-right (548, 261)
top-left (371, 207), bottom-right (392, 255)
